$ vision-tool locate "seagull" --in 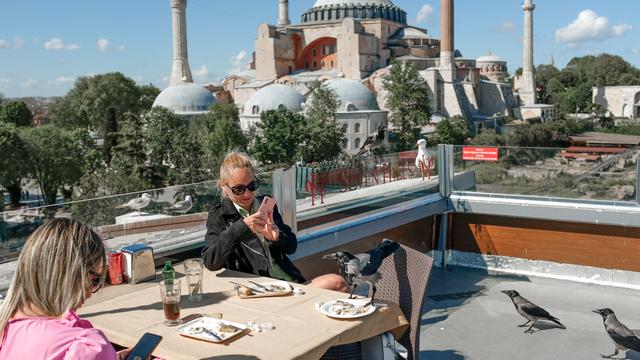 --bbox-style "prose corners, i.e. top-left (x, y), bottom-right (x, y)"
top-left (119, 193), bottom-right (152, 215)
top-left (167, 195), bottom-right (193, 214)
top-left (322, 239), bottom-right (400, 306)
top-left (416, 139), bottom-right (432, 180)
top-left (357, 126), bottom-right (387, 156)
top-left (593, 308), bottom-right (640, 358)
top-left (501, 290), bottom-right (565, 333)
